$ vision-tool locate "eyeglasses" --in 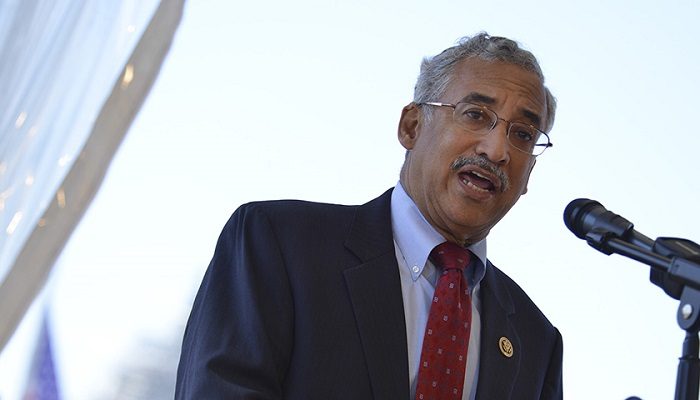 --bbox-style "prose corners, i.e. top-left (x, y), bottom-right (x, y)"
top-left (418, 101), bottom-right (553, 156)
